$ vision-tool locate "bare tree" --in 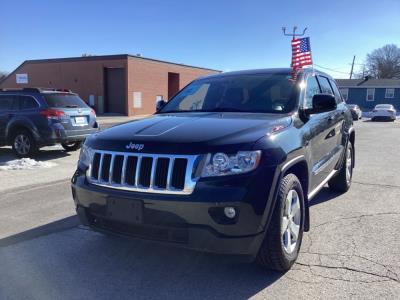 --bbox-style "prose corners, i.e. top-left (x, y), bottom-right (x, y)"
top-left (0, 70), bottom-right (8, 81)
top-left (365, 44), bottom-right (400, 79)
